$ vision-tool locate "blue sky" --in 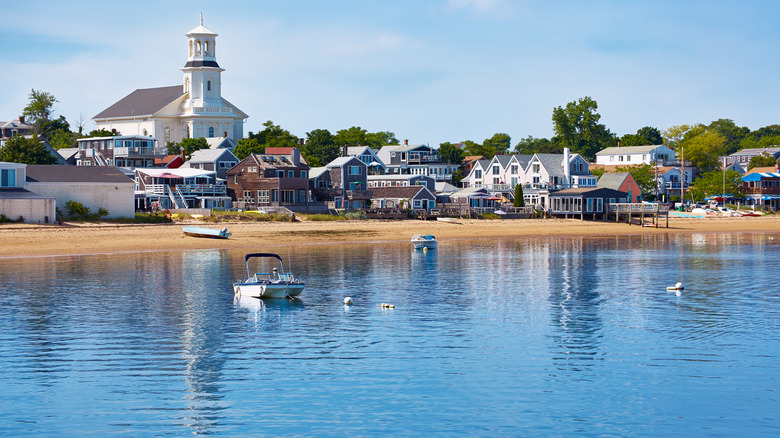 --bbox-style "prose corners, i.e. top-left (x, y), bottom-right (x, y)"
top-left (2, 0), bottom-right (780, 146)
